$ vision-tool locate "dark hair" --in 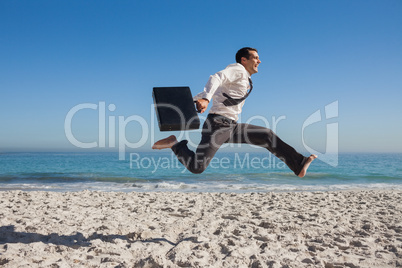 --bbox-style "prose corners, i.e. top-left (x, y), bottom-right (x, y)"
top-left (236, 47), bottom-right (258, 63)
